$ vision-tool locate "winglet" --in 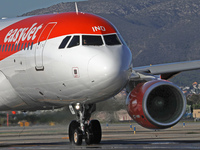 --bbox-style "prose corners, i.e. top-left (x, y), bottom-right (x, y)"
top-left (75, 2), bottom-right (79, 15)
